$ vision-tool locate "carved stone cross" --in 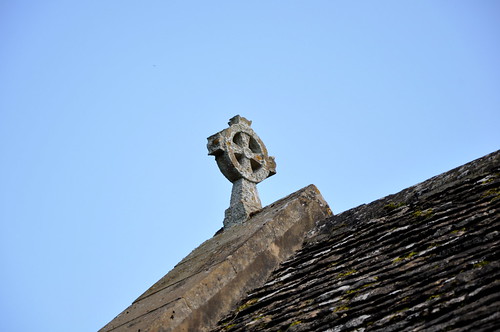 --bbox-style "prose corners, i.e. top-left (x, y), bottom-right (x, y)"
top-left (208, 115), bottom-right (276, 228)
